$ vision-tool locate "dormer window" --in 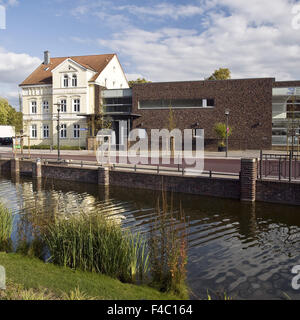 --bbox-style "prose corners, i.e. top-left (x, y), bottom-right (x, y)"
top-left (72, 74), bottom-right (77, 87)
top-left (63, 75), bottom-right (69, 87)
